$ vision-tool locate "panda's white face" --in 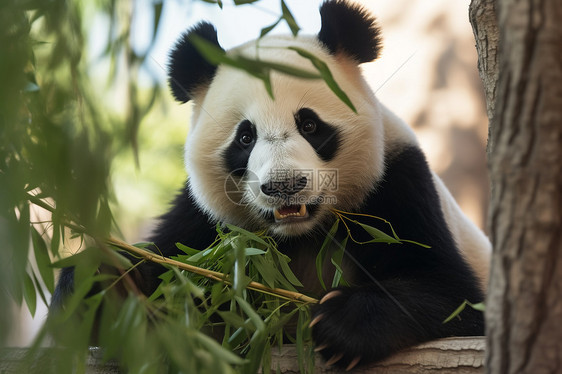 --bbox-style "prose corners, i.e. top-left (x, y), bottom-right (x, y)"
top-left (184, 35), bottom-right (385, 237)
